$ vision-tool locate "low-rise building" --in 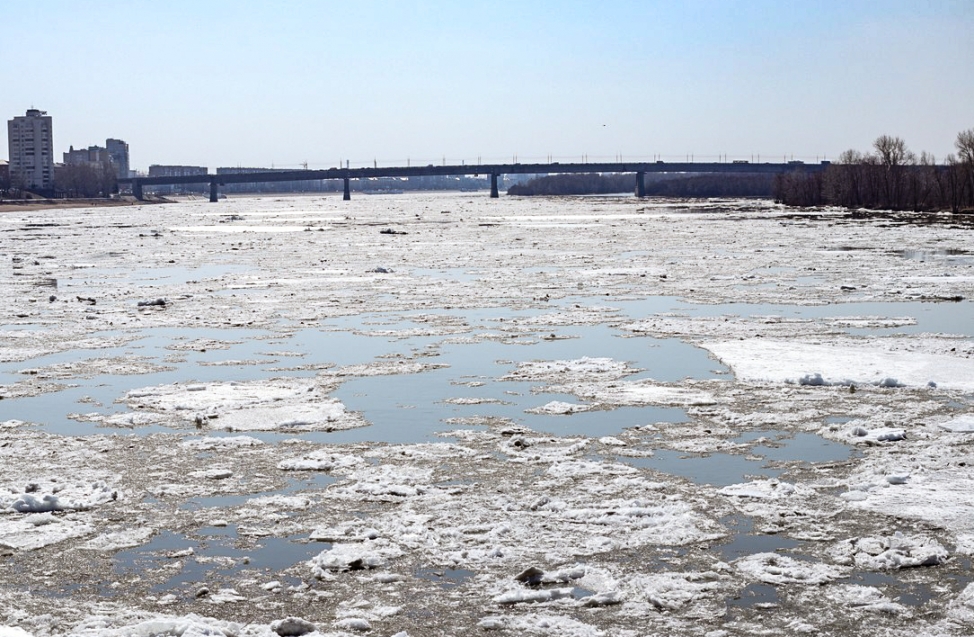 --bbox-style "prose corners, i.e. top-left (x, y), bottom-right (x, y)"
top-left (147, 164), bottom-right (208, 194)
top-left (64, 145), bottom-right (110, 166)
top-left (148, 164), bottom-right (208, 178)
